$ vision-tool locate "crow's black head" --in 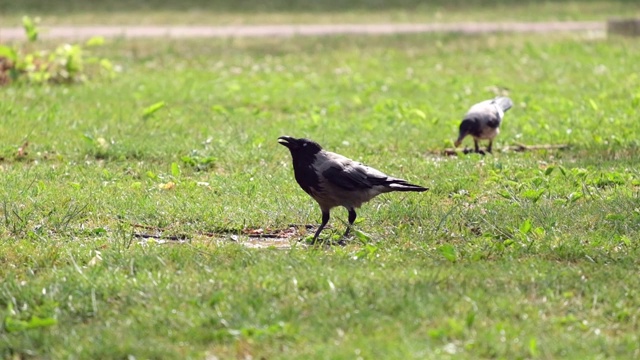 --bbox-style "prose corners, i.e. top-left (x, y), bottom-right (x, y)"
top-left (455, 118), bottom-right (479, 147)
top-left (278, 136), bottom-right (323, 196)
top-left (278, 136), bottom-right (323, 155)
